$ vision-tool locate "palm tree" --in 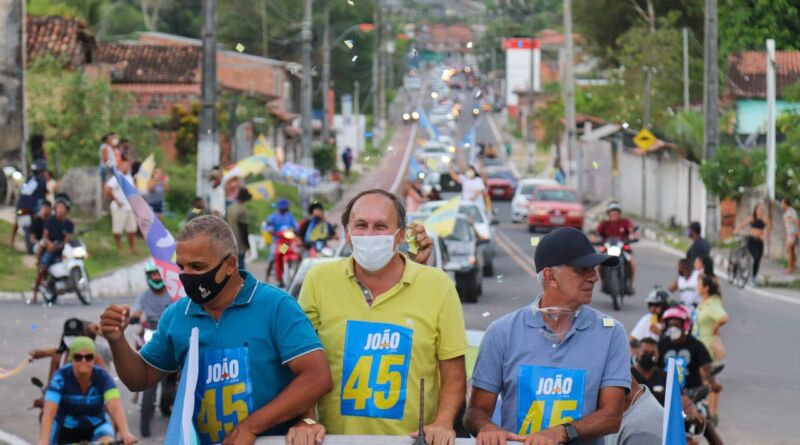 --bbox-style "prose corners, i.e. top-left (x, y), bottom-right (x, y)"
top-left (664, 109), bottom-right (704, 162)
